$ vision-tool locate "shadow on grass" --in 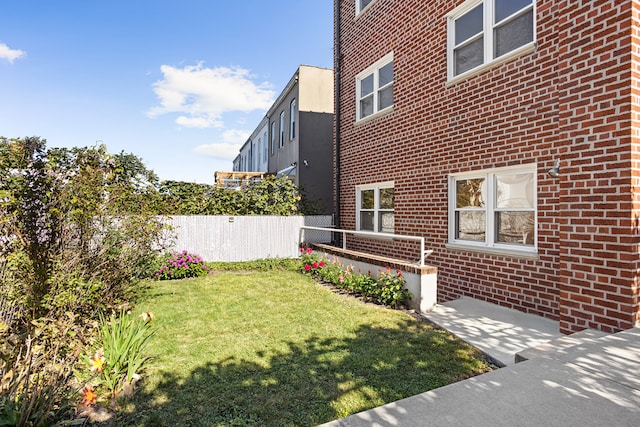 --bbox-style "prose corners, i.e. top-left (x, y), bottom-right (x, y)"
top-left (113, 318), bottom-right (491, 427)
